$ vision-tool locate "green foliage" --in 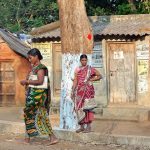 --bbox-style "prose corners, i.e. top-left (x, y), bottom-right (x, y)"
top-left (0, 0), bottom-right (149, 33)
top-left (138, 1), bottom-right (150, 14)
top-left (87, 6), bottom-right (110, 16)
top-left (7, 24), bottom-right (21, 33)
top-left (0, 0), bottom-right (59, 32)
top-left (116, 3), bottom-right (137, 15)
top-left (85, 0), bottom-right (150, 15)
